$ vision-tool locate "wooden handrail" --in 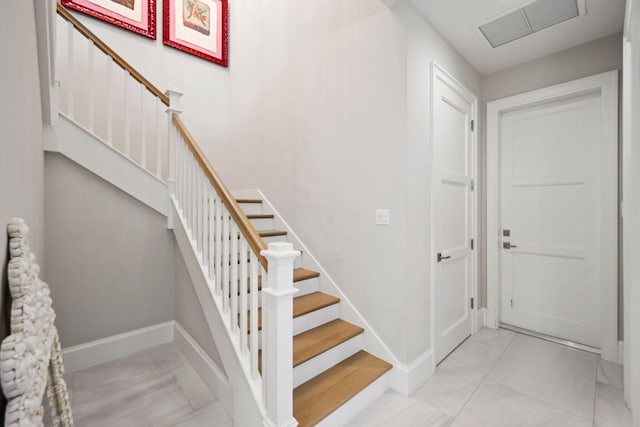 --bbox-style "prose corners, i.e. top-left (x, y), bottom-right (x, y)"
top-left (56, 3), bottom-right (170, 106)
top-left (172, 114), bottom-right (269, 270)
